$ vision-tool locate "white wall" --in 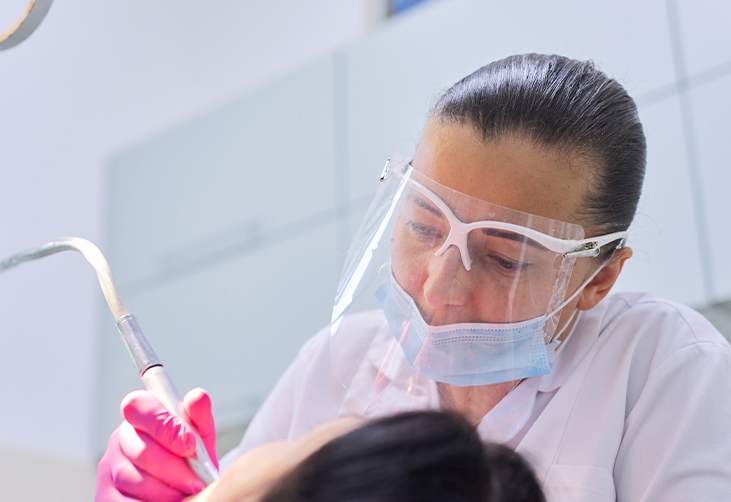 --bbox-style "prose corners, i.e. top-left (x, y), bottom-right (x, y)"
top-left (0, 0), bottom-right (370, 473)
